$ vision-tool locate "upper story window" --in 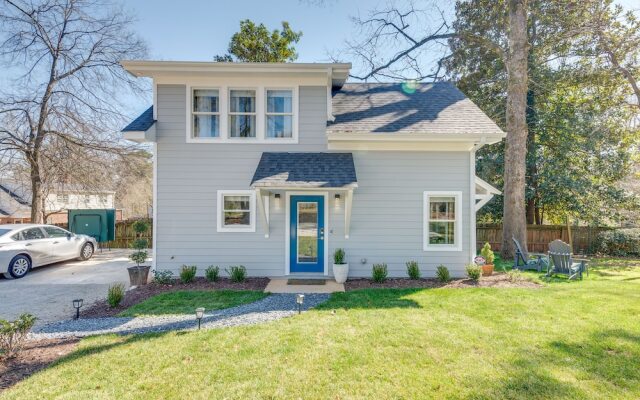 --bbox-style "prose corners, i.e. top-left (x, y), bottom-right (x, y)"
top-left (266, 90), bottom-right (293, 138)
top-left (192, 89), bottom-right (220, 138)
top-left (229, 89), bottom-right (256, 138)
top-left (187, 85), bottom-right (297, 143)
top-left (57, 194), bottom-right (69, 203)
top-left (423, 191), bottom-right (462, 252)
